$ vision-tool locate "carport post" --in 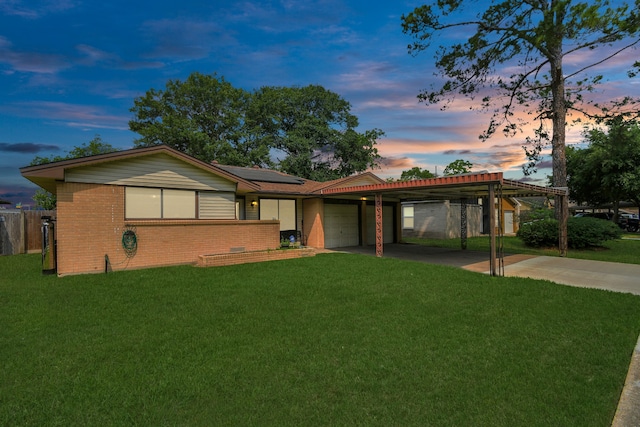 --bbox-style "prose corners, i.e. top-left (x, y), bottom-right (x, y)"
top-left (460, 199), bottom-right (468, 250)
top-left (489, 183), bottom-right (497, 276)
top-left (375, 193), bottom-right (383, 257)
